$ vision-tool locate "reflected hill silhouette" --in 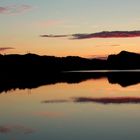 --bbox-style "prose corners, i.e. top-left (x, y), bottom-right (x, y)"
top-left (42, 97), bottom-right (140, 104)
top-left (107, 72), bottom-right (140, 87)
top-left (0, 51), bottom-right (140, 93)
top-left (1, 72), bottom-right (140, 93)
